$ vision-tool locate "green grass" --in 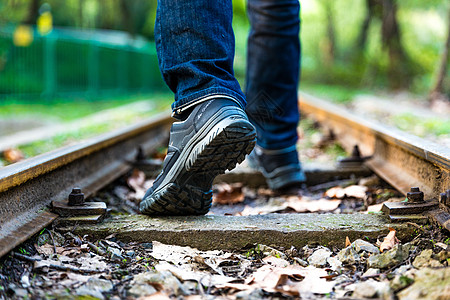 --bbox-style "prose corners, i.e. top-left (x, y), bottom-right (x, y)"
top-left (0, 93), bottom-right (172, 122)
top-left (300, 82), bottom-right (371, 104)
top-left (392, 113), bottom-right (450, 138)
top-left (0, 92), bottom-right (173, 165)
